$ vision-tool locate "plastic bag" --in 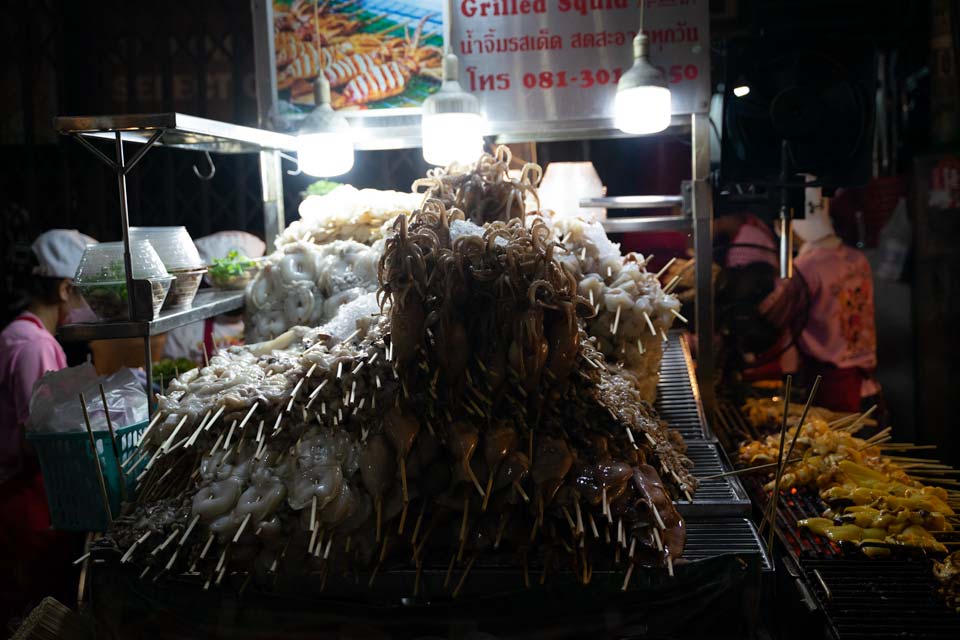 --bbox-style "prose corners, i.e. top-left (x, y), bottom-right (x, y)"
top-left (26, 363), bottom-right (147, 434)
